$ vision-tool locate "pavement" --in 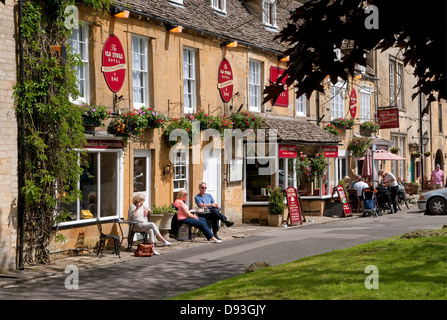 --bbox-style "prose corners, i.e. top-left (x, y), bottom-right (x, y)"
top-left (0, 213), bottom-right (362, 289)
